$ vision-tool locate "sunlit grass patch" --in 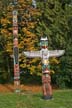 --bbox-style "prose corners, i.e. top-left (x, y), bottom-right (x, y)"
top-left (0, 90), bottom-right (72, 108)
